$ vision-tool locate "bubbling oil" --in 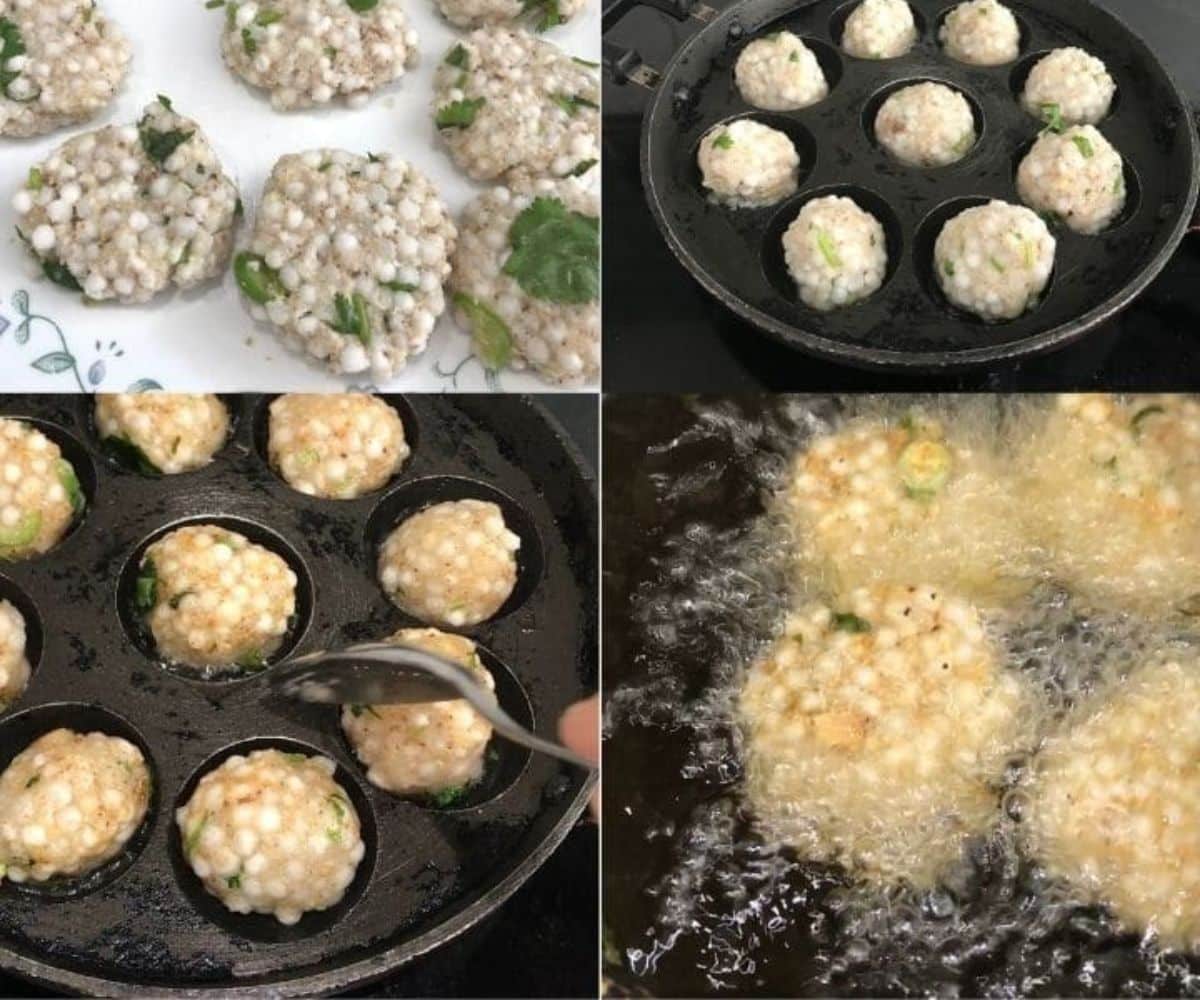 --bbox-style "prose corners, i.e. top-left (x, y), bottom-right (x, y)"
top-left (605, 395), bottom-right (1200, 996)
